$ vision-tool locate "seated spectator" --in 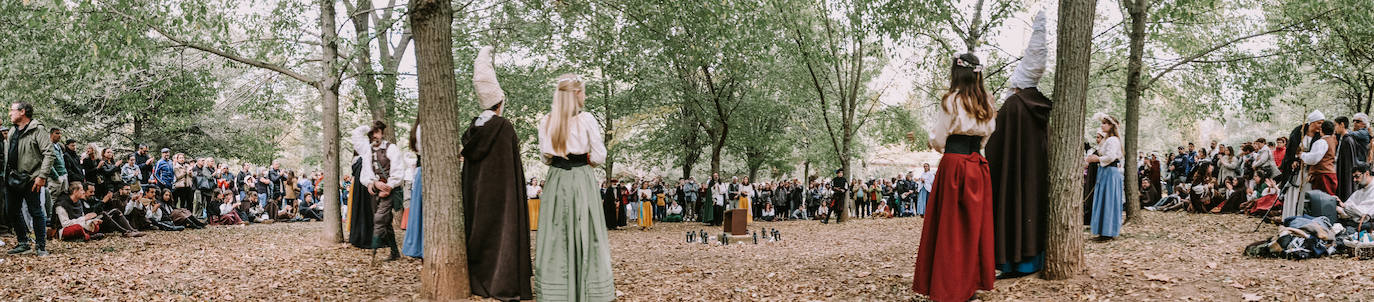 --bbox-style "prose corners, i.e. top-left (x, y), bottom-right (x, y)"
top-left (276, 202), bottom-right (299, 222)
top-left (759, 203), bottom-right (775, 221)
top-left (211, 191), bottom-right (243, 225)
top-left (1210, 177), bottom-right (1248, 213)
top-left (240, 189), bottom-right (260, 223)
top-left (871, 202), bottom-right (894, 218)
top-left (1146, 184), bottom-right (1190, 212)
top-left (790, 207), bottom-right (808, 220)
top-left (298, 194), bottom-right (324, 221)
top-left (158, 189), bottom-right (205, 229)
top-left (665, 200), bottom-right (687, 222)
top-left (89, 184), bottom-right (144, 237)
top-left (54, 182), bottom-right (104, 241)
top-left (816, 204), bottom-right (830, 223)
